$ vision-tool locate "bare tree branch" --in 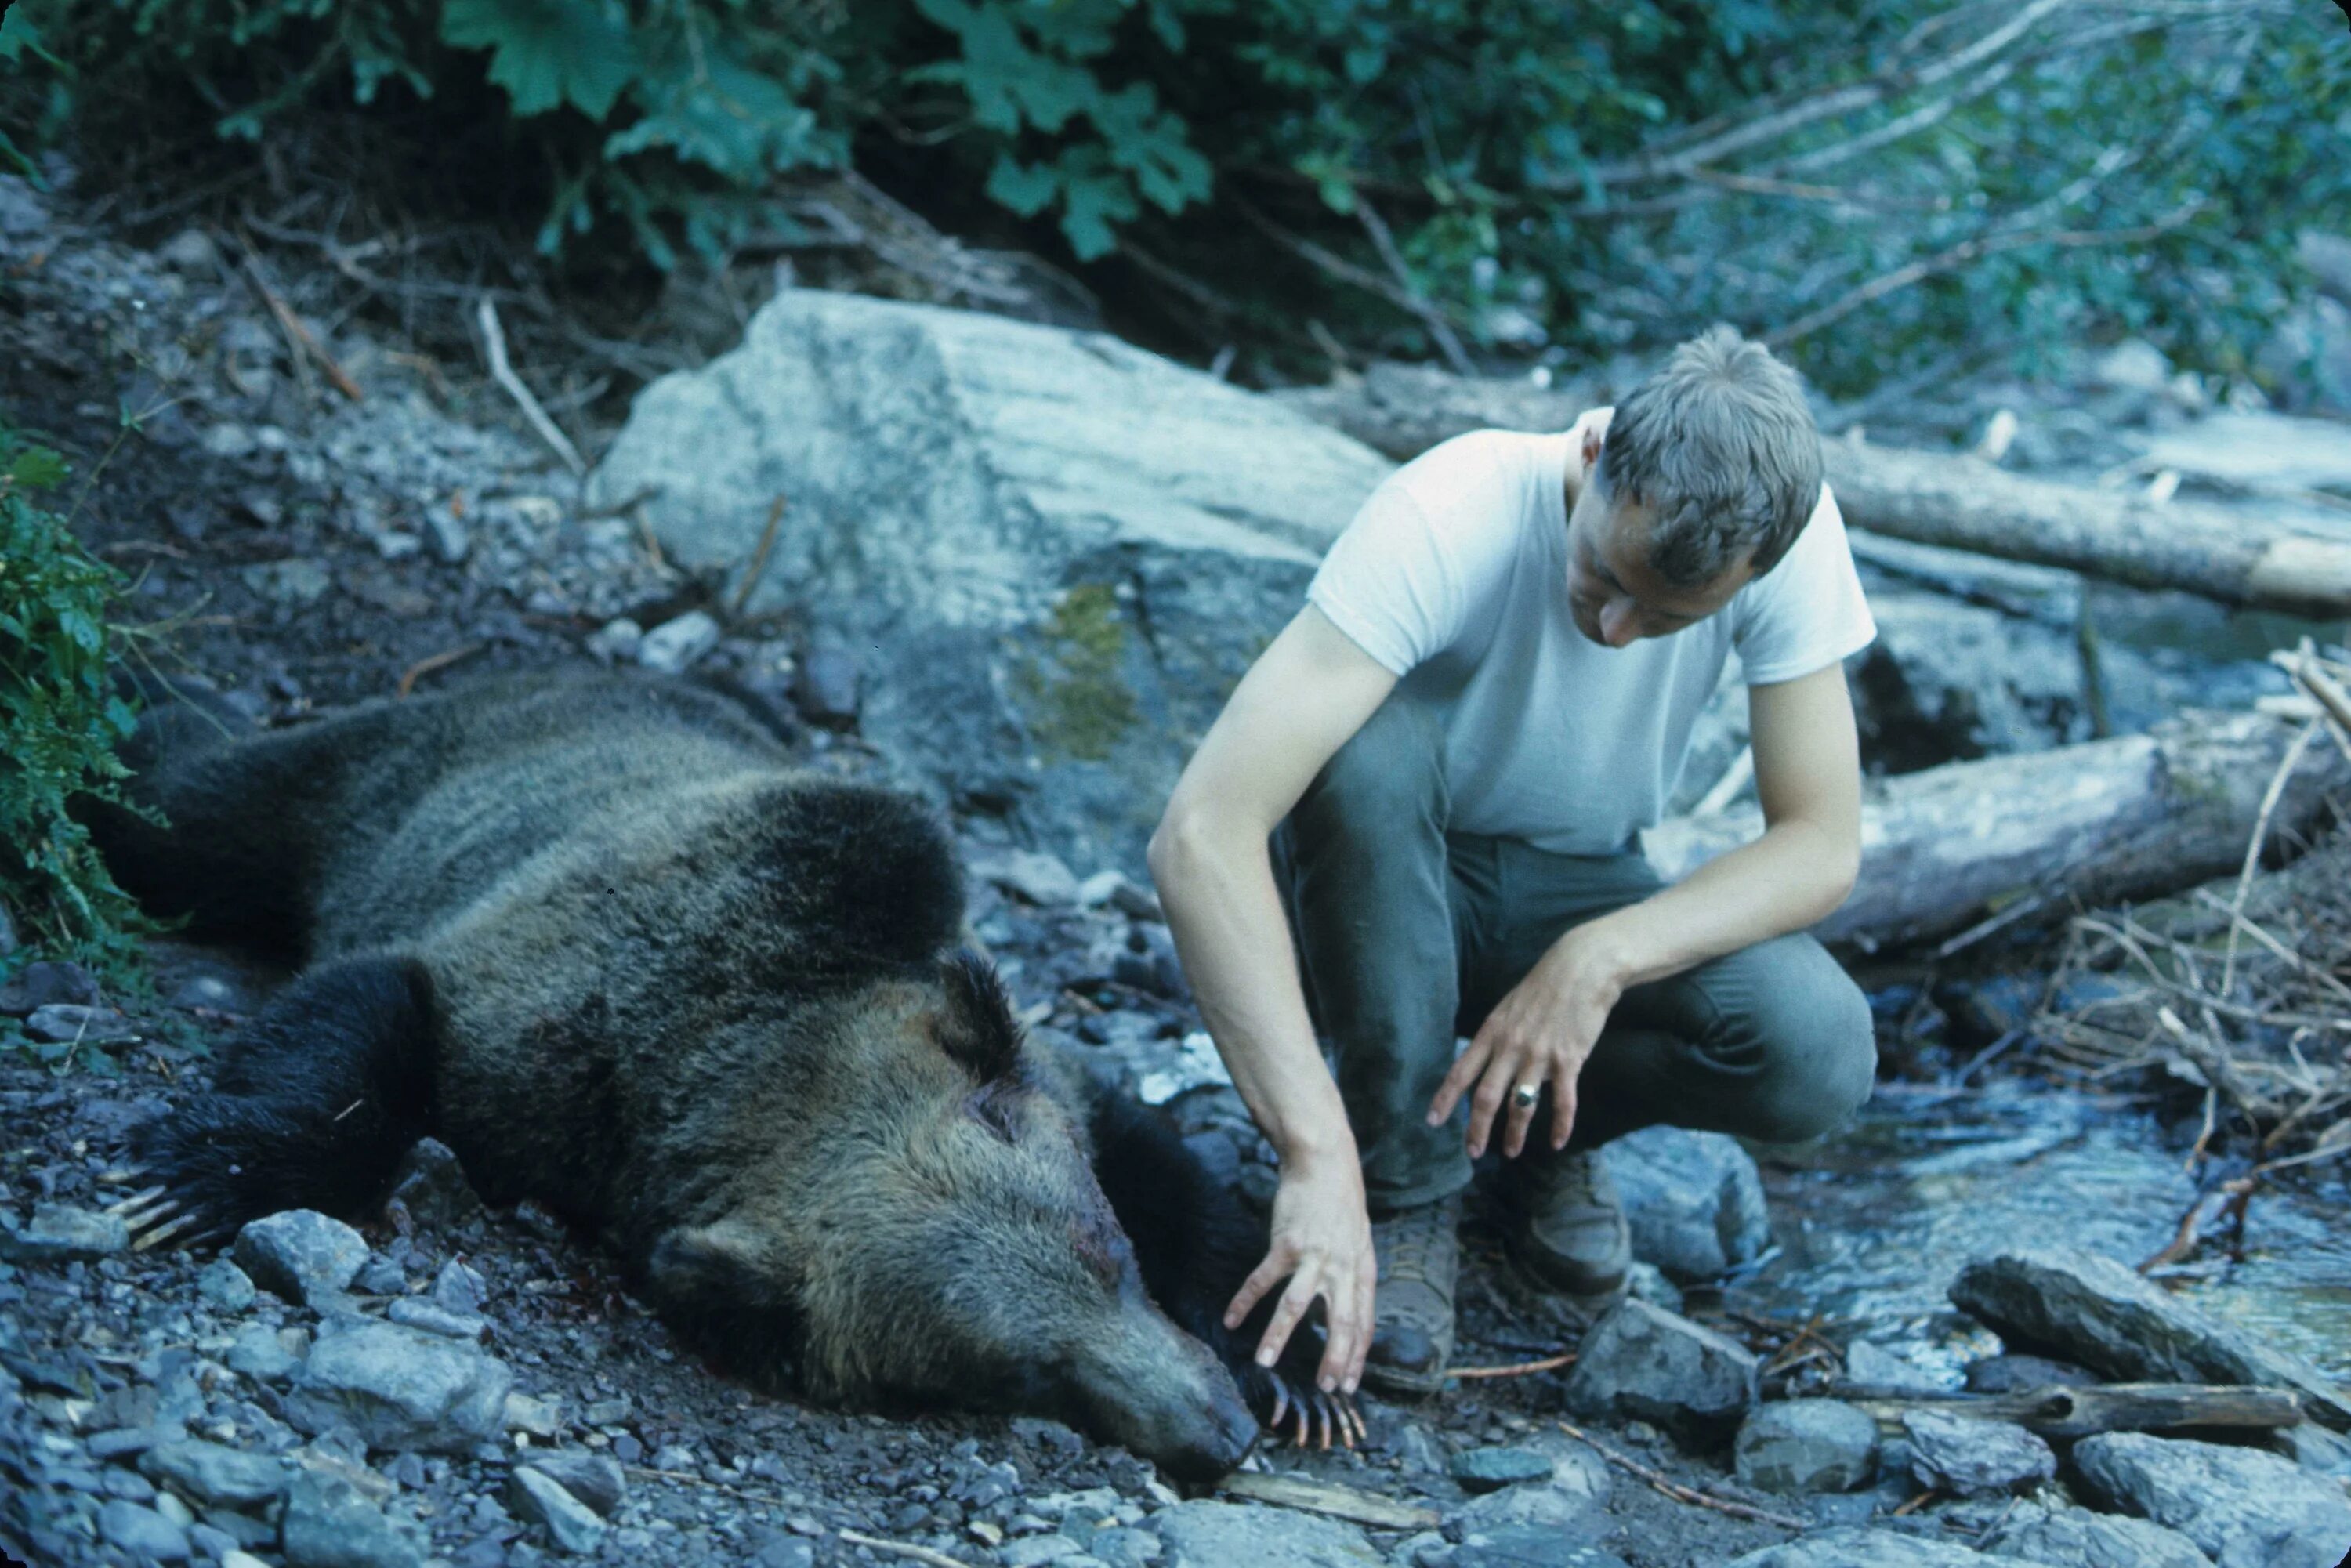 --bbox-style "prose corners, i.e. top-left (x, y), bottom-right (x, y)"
top-left (1356, 198), bottom-right (1476, 375)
